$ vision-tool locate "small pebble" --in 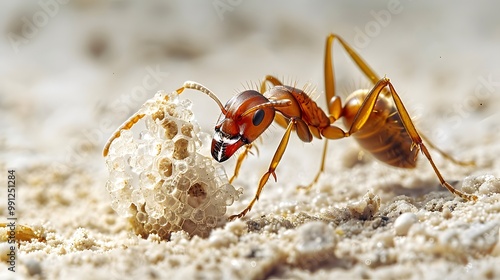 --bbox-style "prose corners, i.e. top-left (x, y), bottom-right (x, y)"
top-left (394, 212), bottom-right (418, 236)
top-left (24, 259), bottom-right (42, 276)
top-left (296, 221), bottom-right (335, 253)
